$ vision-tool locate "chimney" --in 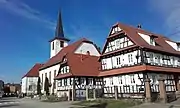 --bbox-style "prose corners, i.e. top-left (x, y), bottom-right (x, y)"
top-left (137, 24), bottom-right (142, 29)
